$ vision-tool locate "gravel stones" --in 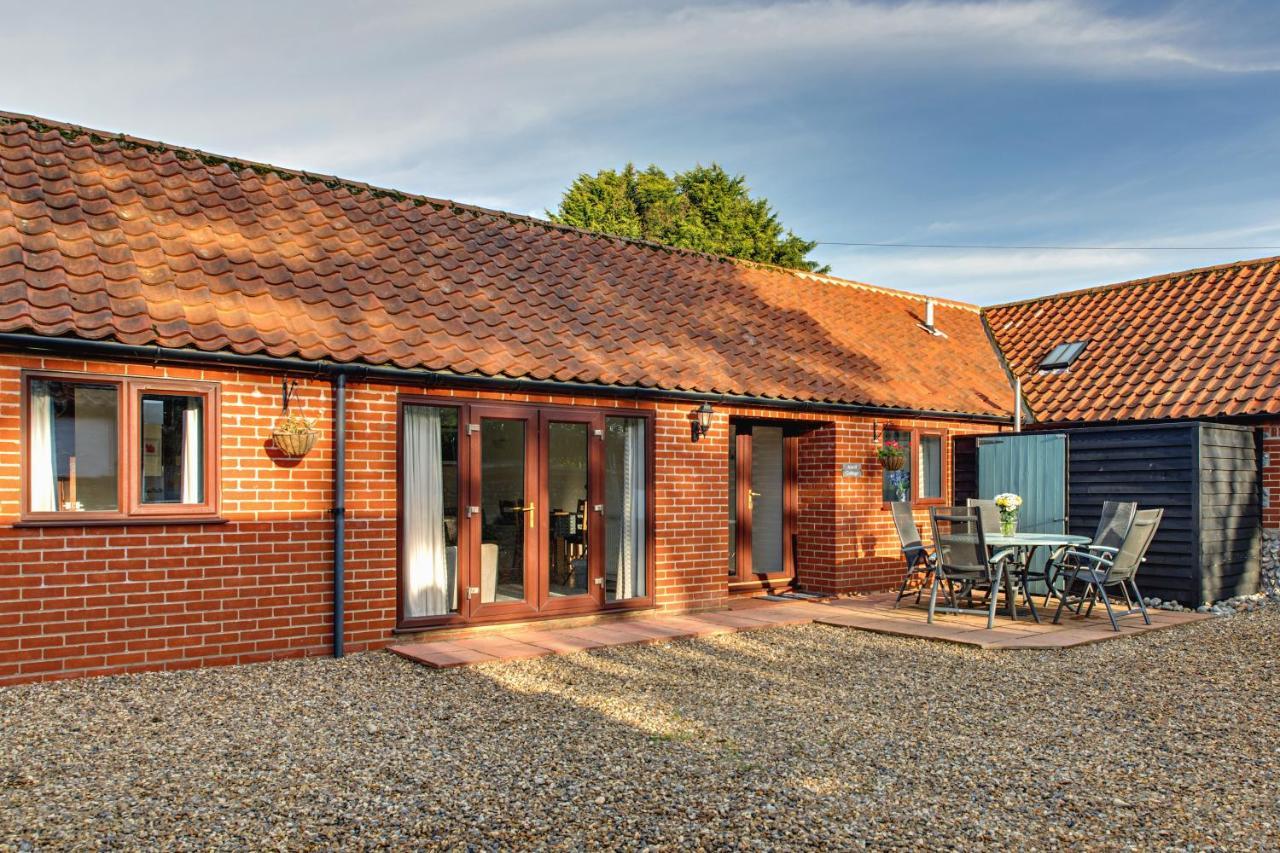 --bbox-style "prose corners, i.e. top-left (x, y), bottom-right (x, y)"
top-left (1262, 529), bottom-right (1280, 598)
top-left (3, 613), bottom-right (1279, 849)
